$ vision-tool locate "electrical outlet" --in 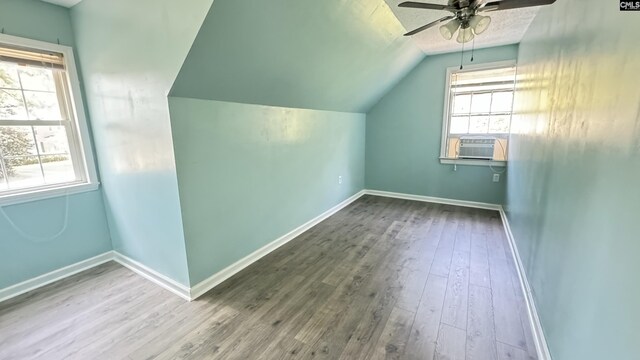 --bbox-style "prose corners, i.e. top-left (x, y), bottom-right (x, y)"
top-left (338, 176), bottom-right (343, 184)
top-left (493, 174), bottom-right (500, 182)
